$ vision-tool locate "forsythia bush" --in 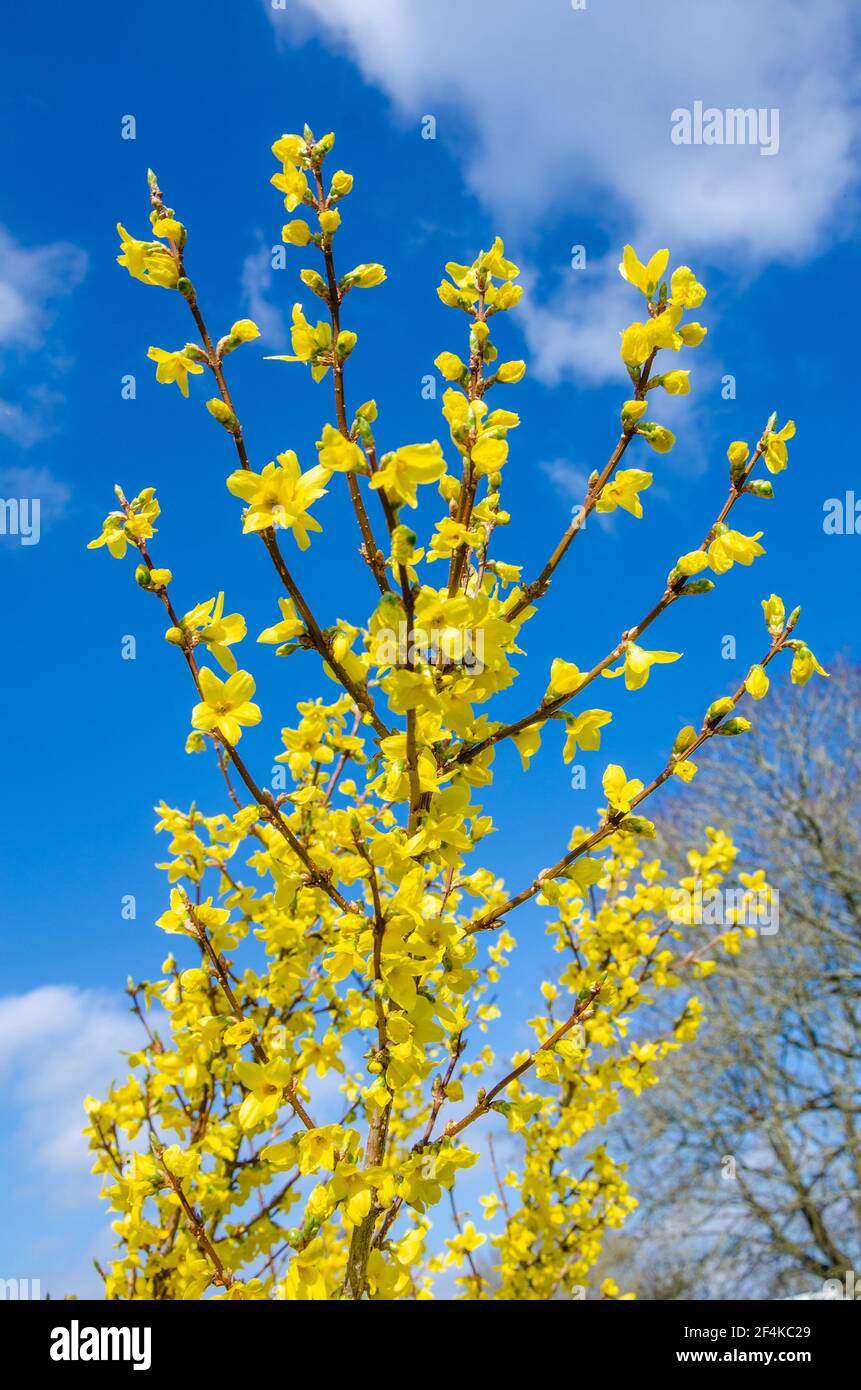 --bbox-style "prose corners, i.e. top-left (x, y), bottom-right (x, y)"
top-left (84, 126), bottom-right (826, 1300)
